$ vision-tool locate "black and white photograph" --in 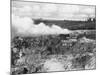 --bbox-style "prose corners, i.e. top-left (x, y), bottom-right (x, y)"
top-left (11, 0), bottom-right (96, 75)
